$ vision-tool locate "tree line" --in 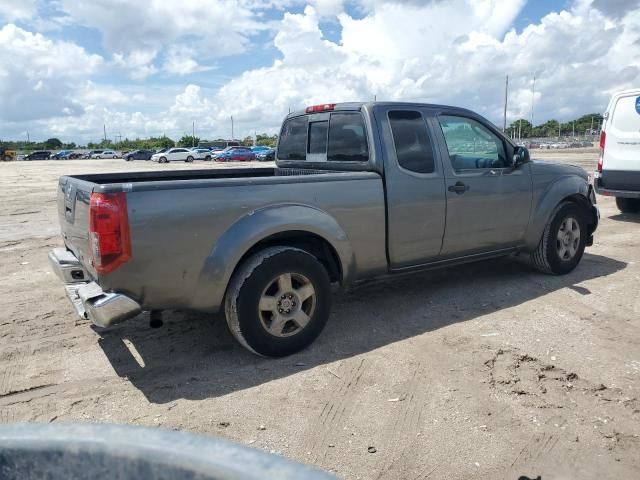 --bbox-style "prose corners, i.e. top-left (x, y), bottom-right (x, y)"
top-left (1, 133), bottom-right (280, 152)
top-left (506, 113), bottom-right (603, 139)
